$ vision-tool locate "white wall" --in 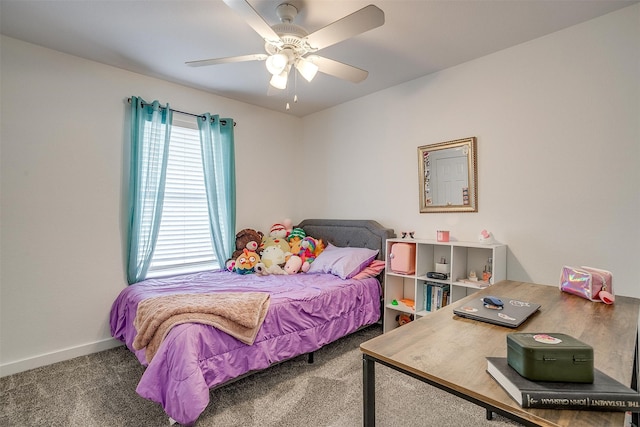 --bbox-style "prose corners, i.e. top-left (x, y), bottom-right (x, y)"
top-left (1, 4), bottom-right (638, 376)
top-left (0, 36), bottom-right (301, 375)
top-left (300, 5), bottom-right (639, 295)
